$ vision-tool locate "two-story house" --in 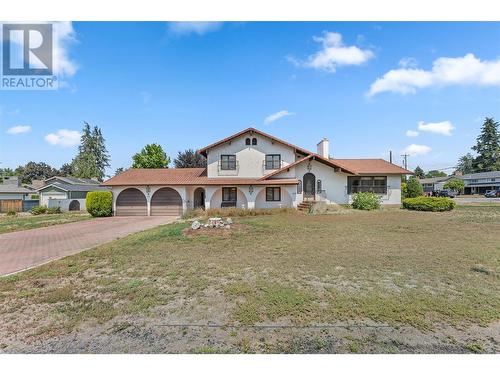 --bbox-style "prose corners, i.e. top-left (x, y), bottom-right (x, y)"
top-left (102, 128), bottom-right (411, 216)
